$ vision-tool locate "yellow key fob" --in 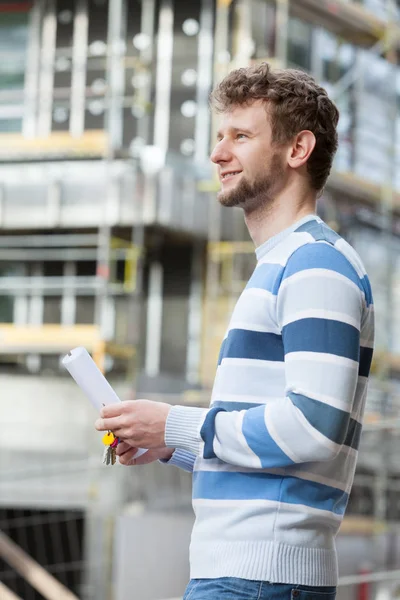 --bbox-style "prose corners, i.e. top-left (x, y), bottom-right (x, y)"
top-left (102, 431), bottom-right (115, 446)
